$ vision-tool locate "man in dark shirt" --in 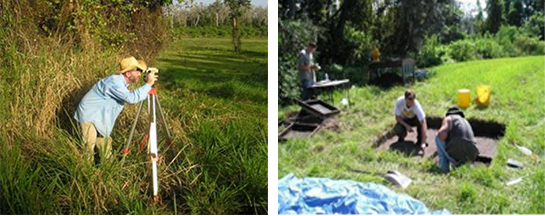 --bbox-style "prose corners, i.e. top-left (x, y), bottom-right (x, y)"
top-left (435, 107), bottom-right (479, 172)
